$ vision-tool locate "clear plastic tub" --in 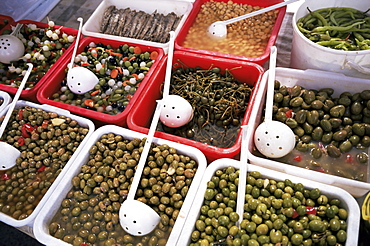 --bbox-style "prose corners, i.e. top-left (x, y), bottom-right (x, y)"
top-left (0, 100), bottom-right (95, 228)
top-left (290, 0), bottom-right (370, 79)
top-left (82, 0), bottom-right (193, 53)
top-left (247, 67), bottom-right (370, 197)
top-left (33, 125), bottom-right (207, 246)
top-left (178, 158), bottom-right (360, 245)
